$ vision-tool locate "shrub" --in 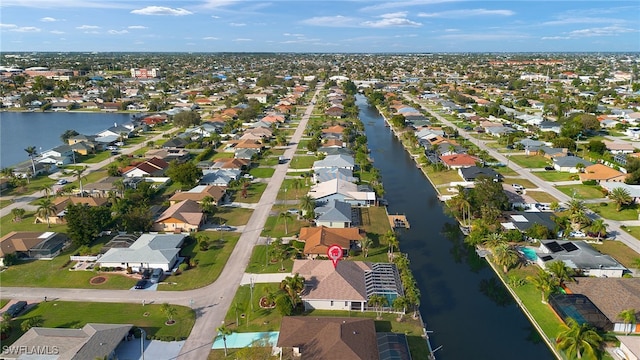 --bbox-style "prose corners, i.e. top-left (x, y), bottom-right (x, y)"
top-left (582, 180), bottom-right (597, 185)
top-left (179, 263), bottom-right (189, 272)
top-left (600, 202), bottom-right (608, 207)
top-left (126, 266), bottom-right (133, 274)
top-left (199, 240), bottom-right (210, 251)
